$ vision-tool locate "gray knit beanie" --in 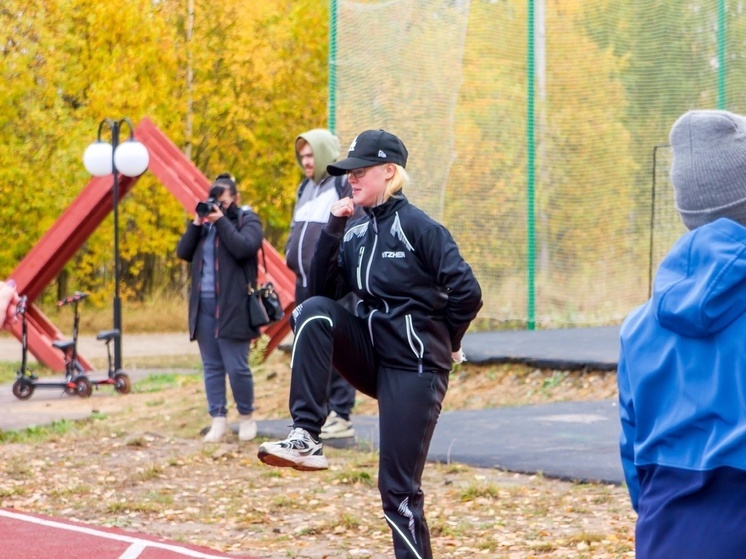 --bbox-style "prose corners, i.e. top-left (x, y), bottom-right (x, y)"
top-left (670, 109), bottom-right (746, 230)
